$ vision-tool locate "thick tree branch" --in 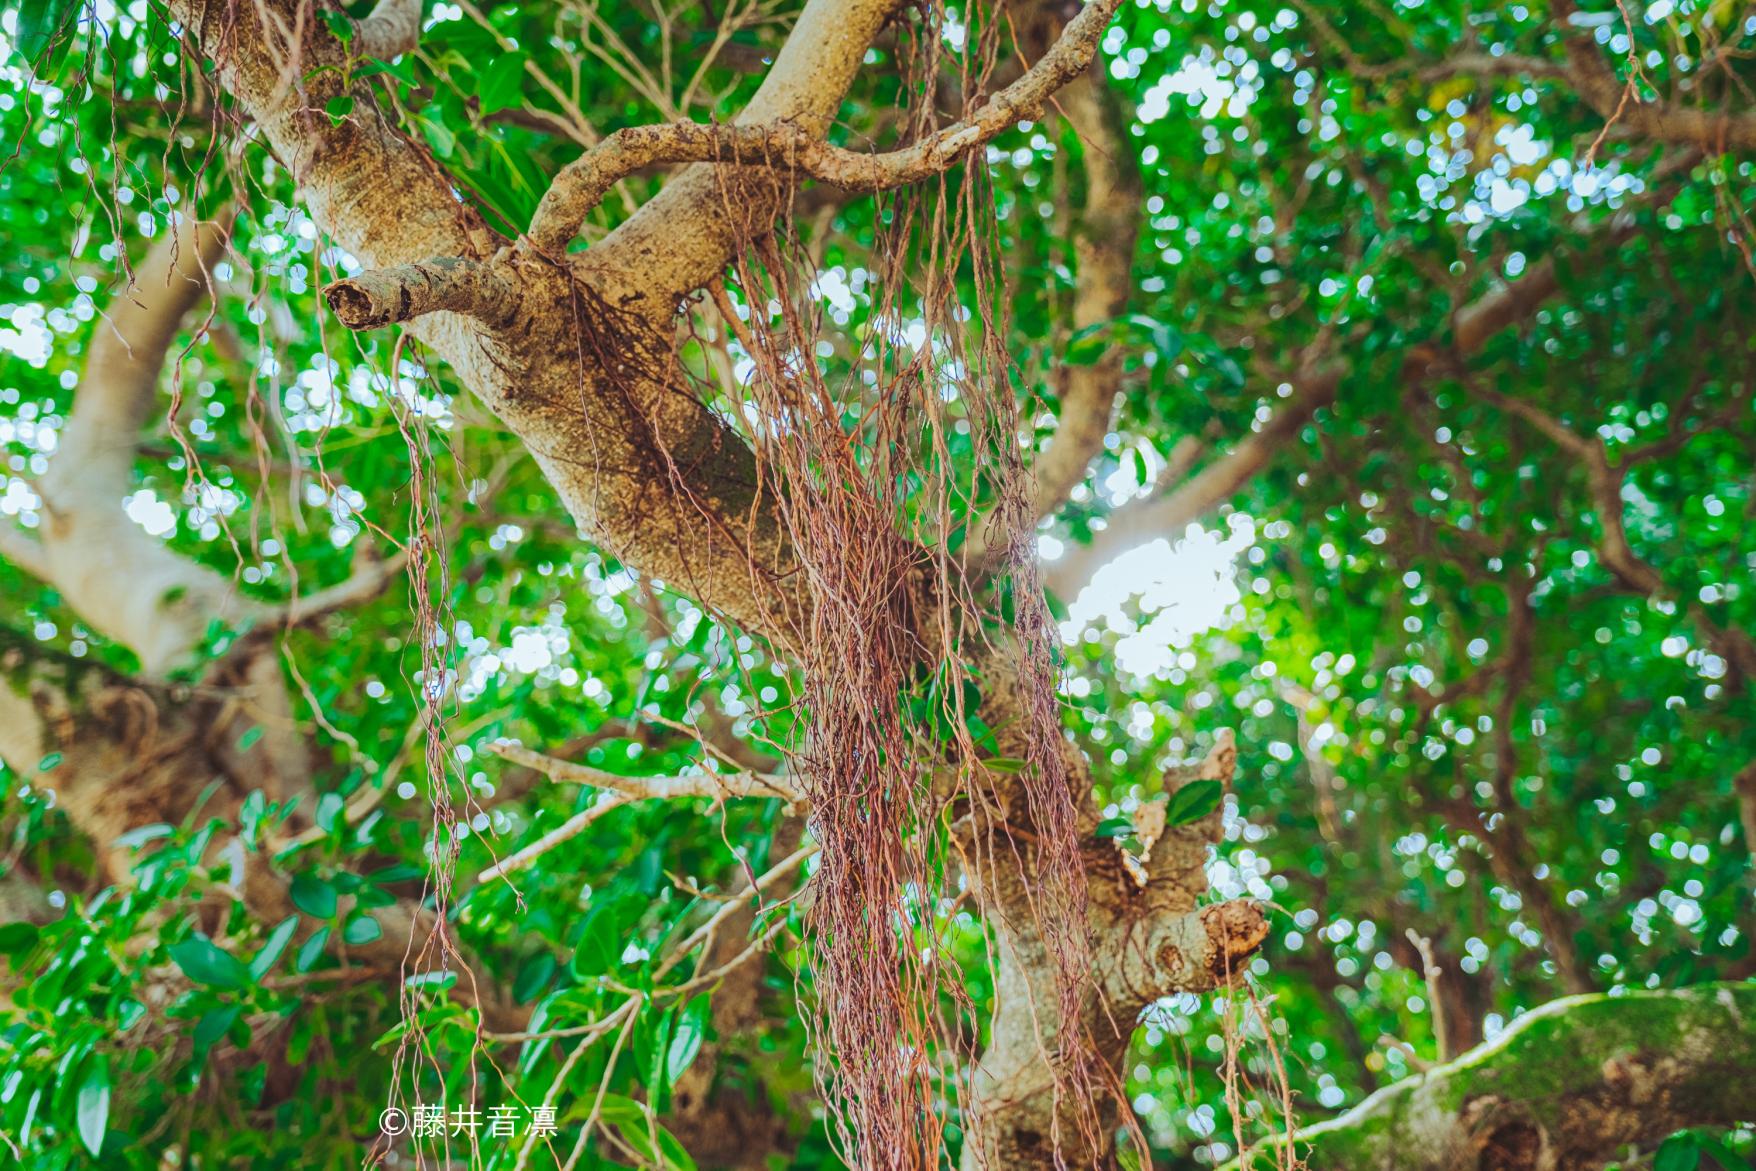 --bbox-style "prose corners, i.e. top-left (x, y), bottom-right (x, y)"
top-left (276, 549), bottom-right (411, 624)
top-left (54, 211), bottom-right (232, 487)
top-left (323, 256), bottom-right (518, 330)
top-left (0, 633), bottom-right (525, 1033)
top-left (1240, 983), bottom-right (1756, 1171)
top-left (1411, 52), bottom-right (1571, 85)
top-left (526, 0), bottom-right (1123, 254)
top-left (1, 211), bottom-right (410, 673)
top-left (175, 0), bottom-right (807, 644)
top-left (1737, 760), bottom-right (1756, 864)
top-left (1451, 257), bottom-right (1564, 355)
top-left (0, 524), bottom-right (51, 581)
top-left (354, 0), bottom-right (423, 60)
top-left (14, 211), bottom-right (258, 674)
top-left (584, 0), bottom-right (904, 303)
top-left (961, 695), bottom-right (1267, 1166)
top-left (165, 1), bottom-right (497, 271)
